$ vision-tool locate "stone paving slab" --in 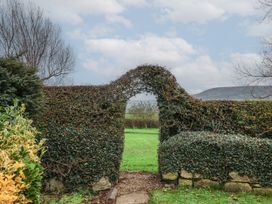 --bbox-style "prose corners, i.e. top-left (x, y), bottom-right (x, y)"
top-left (116, 191), bottom-right (149, 204)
